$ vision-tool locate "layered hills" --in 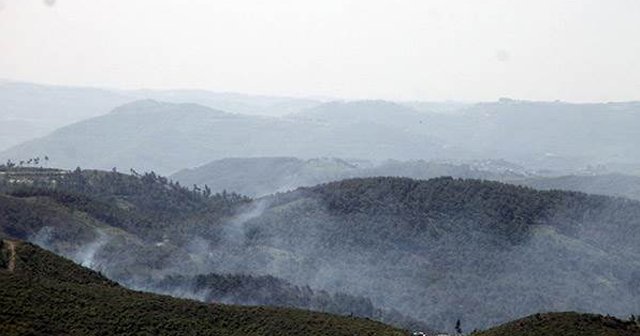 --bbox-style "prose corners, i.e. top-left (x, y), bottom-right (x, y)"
top-left (0, 100), bottom-right (445, 174)
top-left (5, 96), bottom-right (640, 176)
top-left (172, 157), bottom-right (640, 201)
top-left (170, 157), bottom-right (530, 197)
top-left (0, 81), bottom-right (322, 151)
top-left (1, 167), bottom-right (640, 332)
top-left (0, 167), bottom-right (429, 332)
